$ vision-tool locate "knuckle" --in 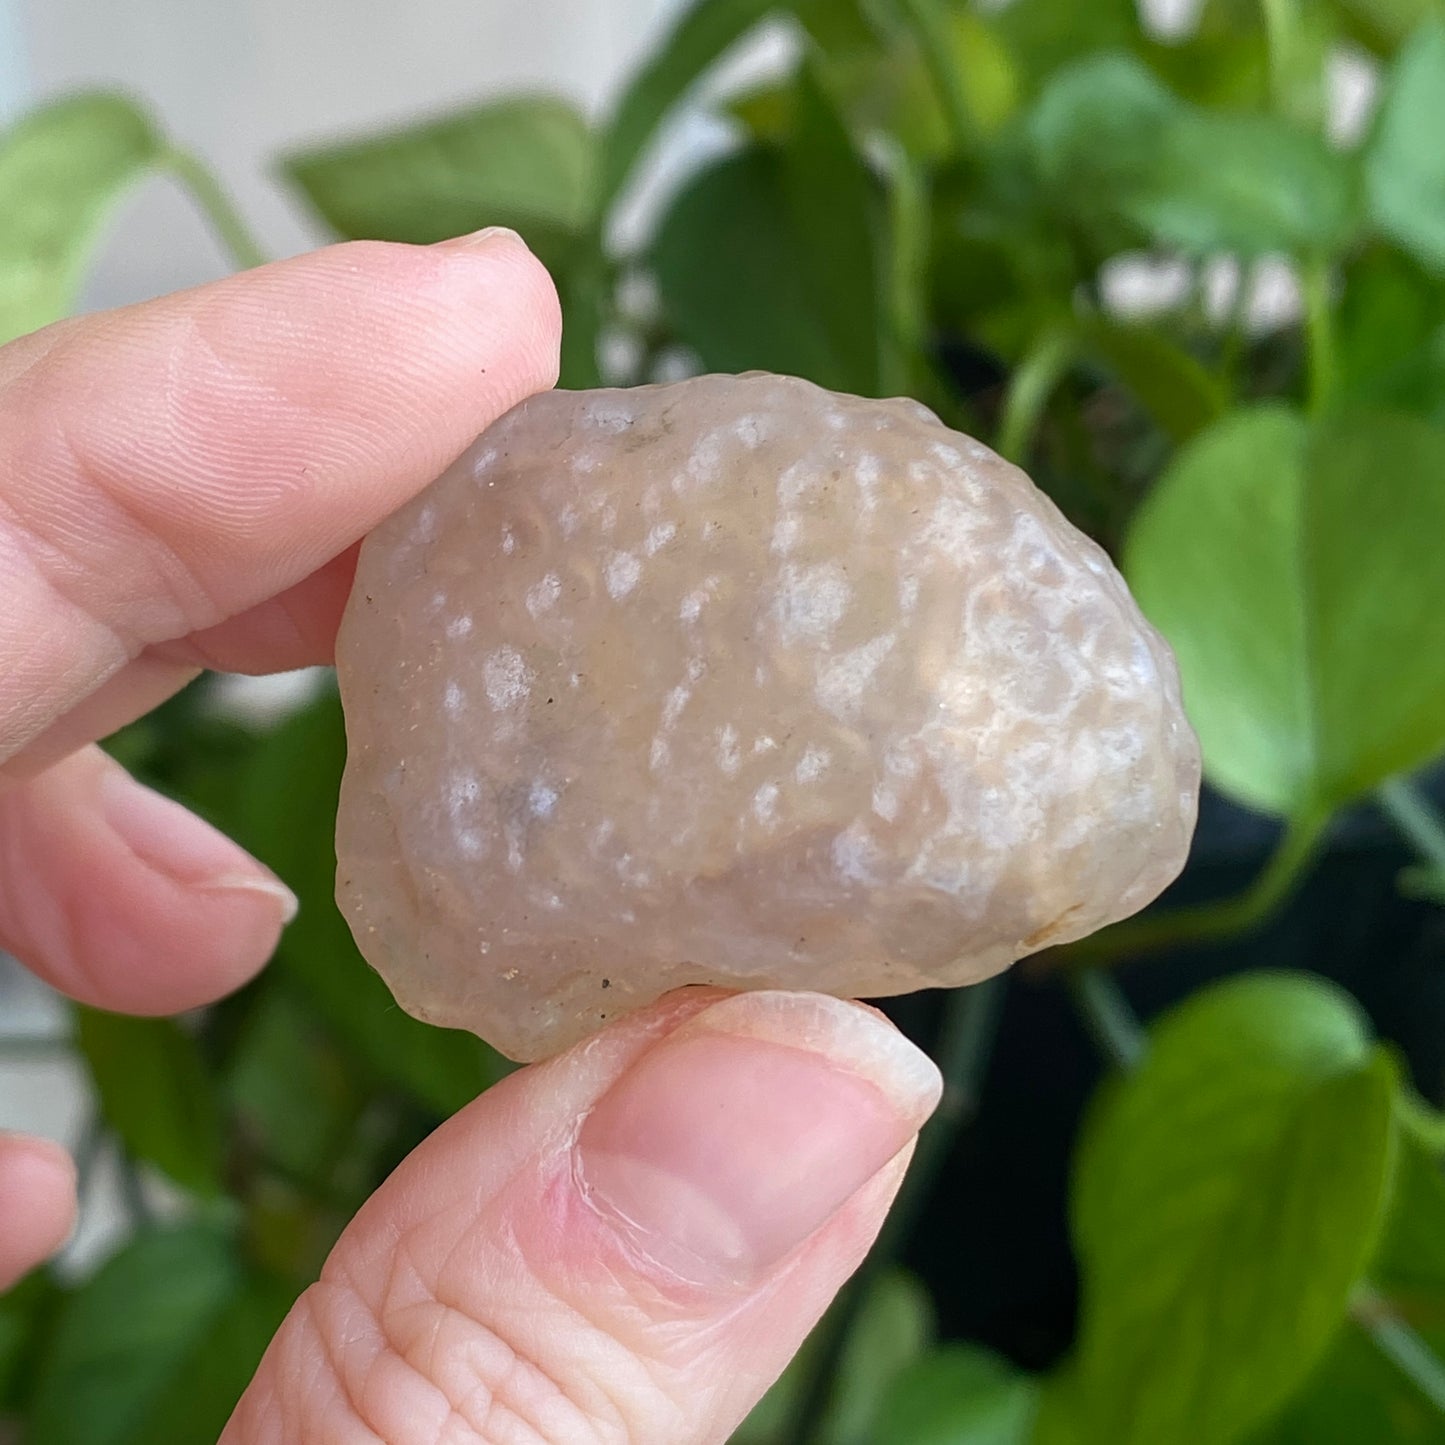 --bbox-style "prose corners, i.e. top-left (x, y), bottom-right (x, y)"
top-left (275, 1254), bottom-right (662, 1445)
